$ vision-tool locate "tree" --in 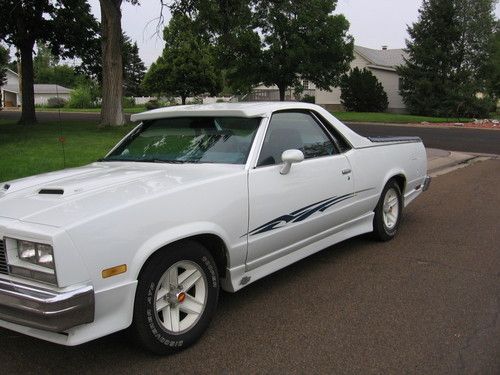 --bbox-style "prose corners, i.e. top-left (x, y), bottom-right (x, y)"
top-left (33, 43), bottom-right (59, 76)
top-left (398, 0), bottom-right (497, 117)
top-left (486, 21), bottom-right (500, 99)
top-left (34, 43), bottom-right (79, 88)
top-left (0, 45), bottom-right (8, 85)
top-left (76, 32), bottom-right (145, 89)
top-left (340, 68), bottom-right (388, 112)
top-left (0, 0), bottom-right (99, 124)
top-left (255, 0), bottom-right (354, 100)
top-left (98, 0), bottom-right (138, 126)
top-left (0, 45), bottom-right (9, 107)
top-left (143, 14), bottom-right (222, 104)
top-left (122, 35), bottom-right (146, 97)
top-left (168, 0), bottom-right (353, 101)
